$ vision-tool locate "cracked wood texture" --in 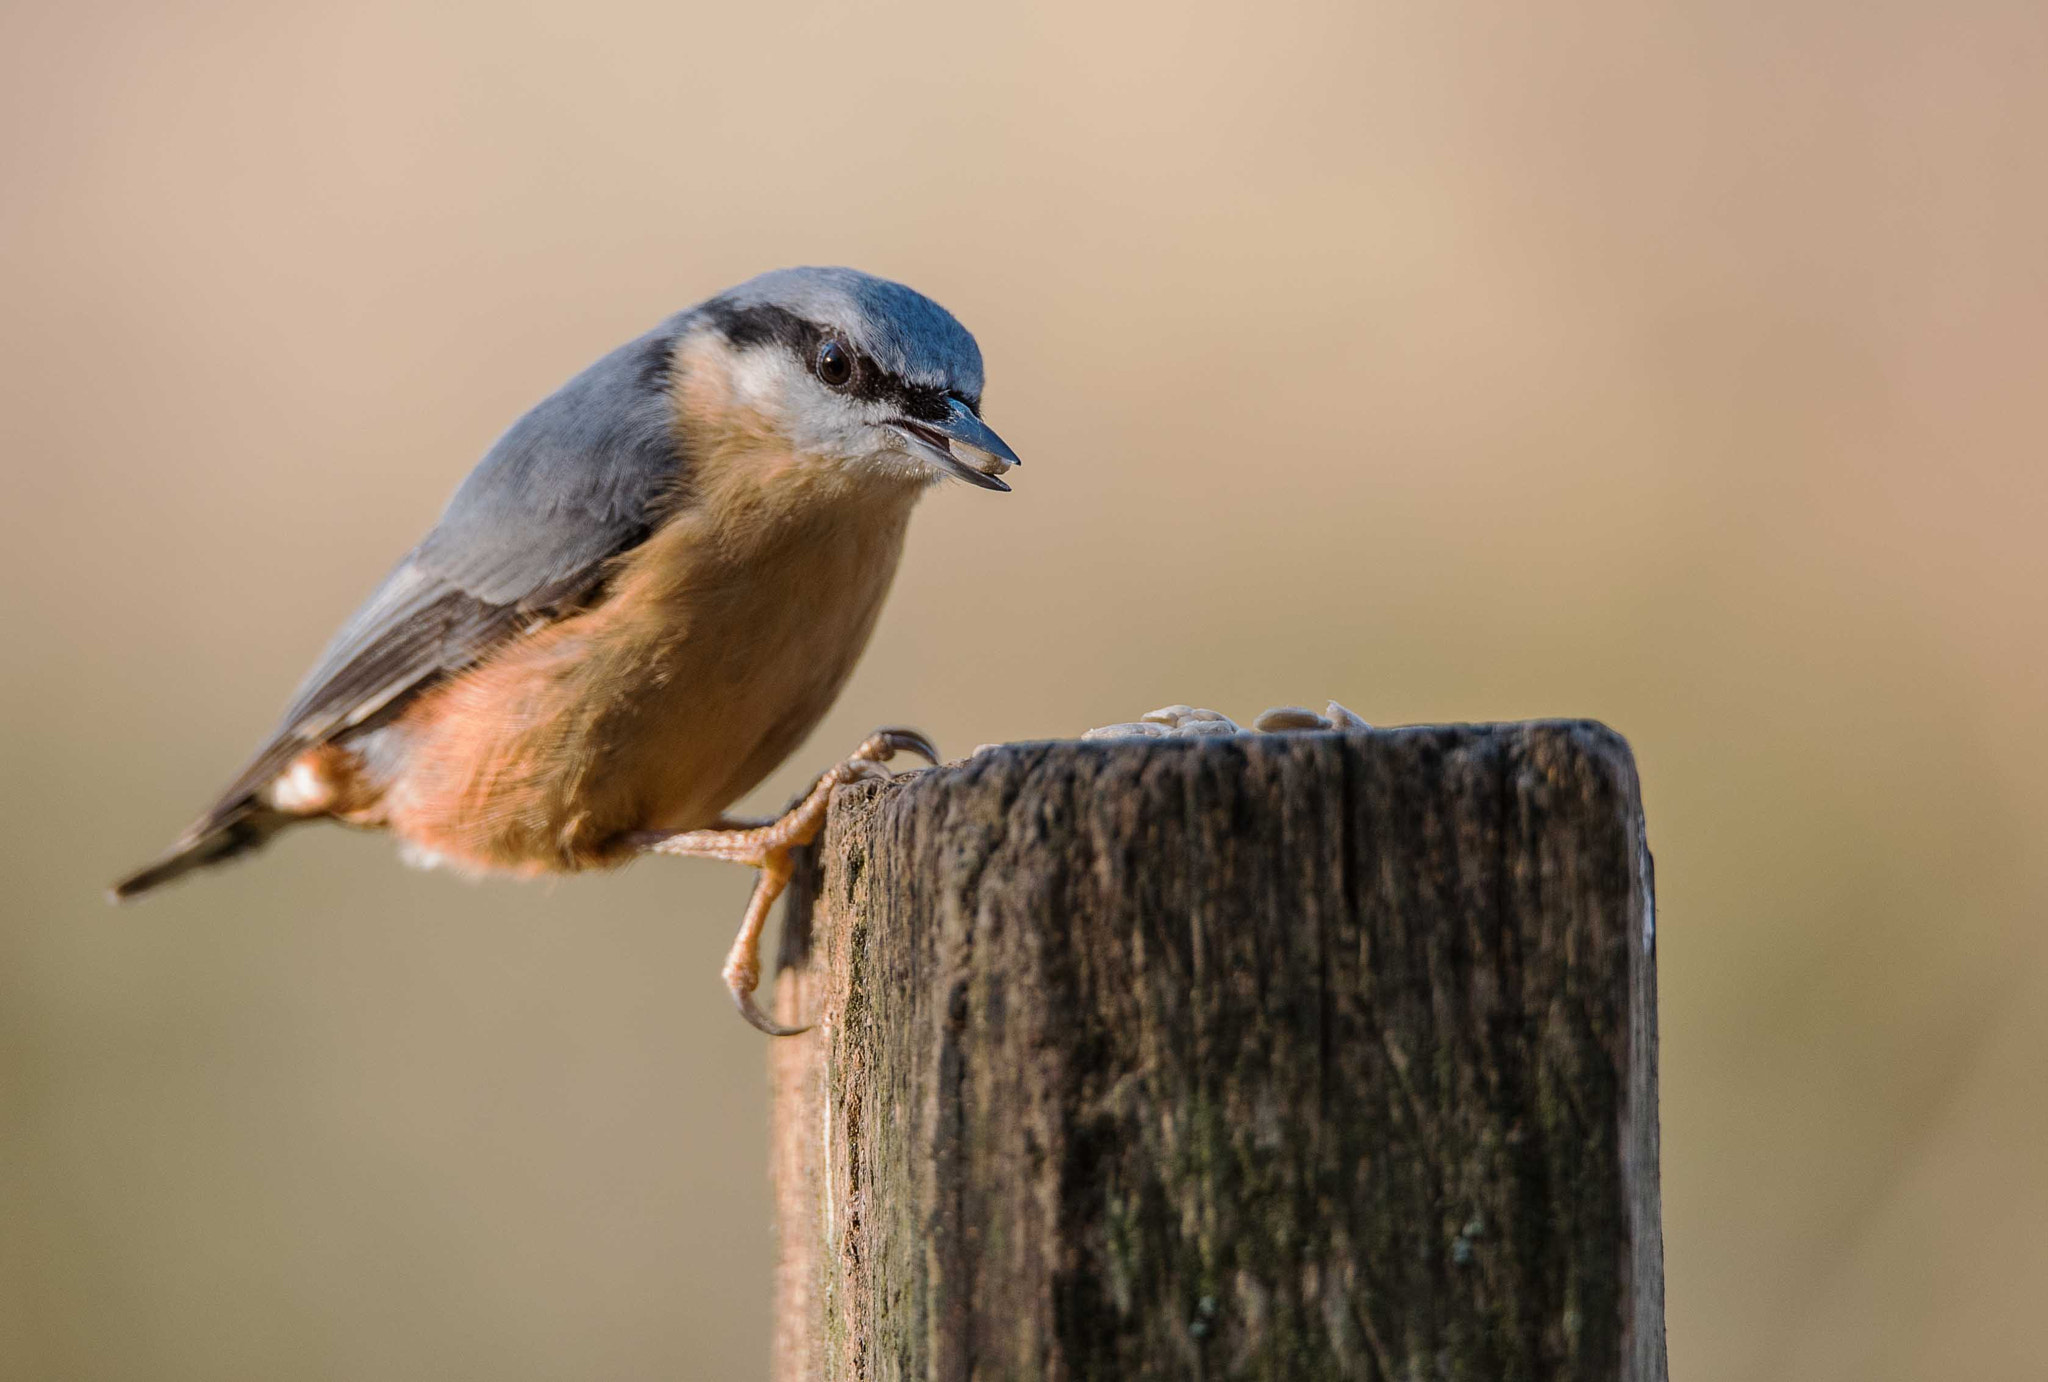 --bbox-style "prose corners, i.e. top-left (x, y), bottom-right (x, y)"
top-left (767, 721), bottom-right (1664, 1382)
